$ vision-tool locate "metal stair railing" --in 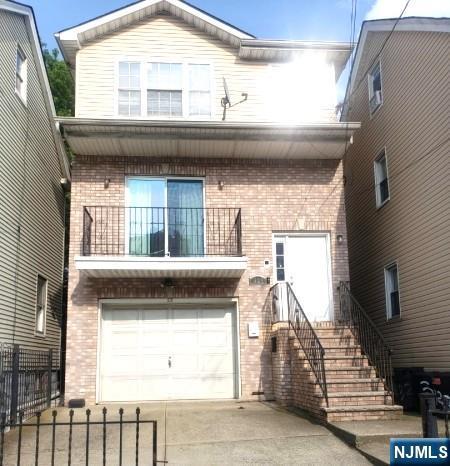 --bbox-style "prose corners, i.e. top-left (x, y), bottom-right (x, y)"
top-left (338, 281), bottom-right (394, 396)
top-left (271, 282), bottom-right (328, 406)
